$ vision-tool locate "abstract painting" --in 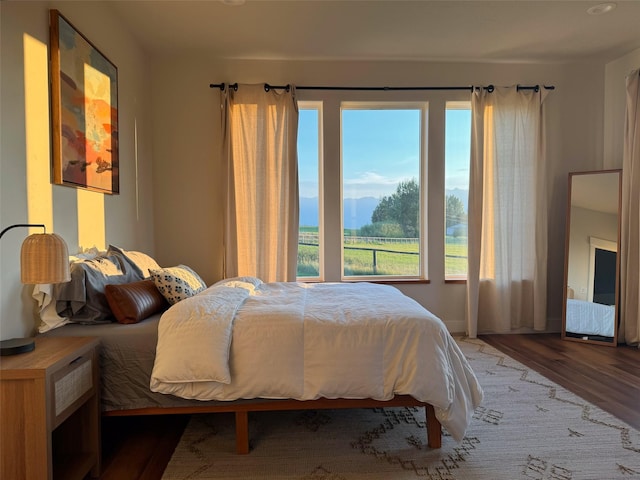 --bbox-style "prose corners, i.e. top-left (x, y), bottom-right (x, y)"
top-left (50, 9), bottom-right (119, 194)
